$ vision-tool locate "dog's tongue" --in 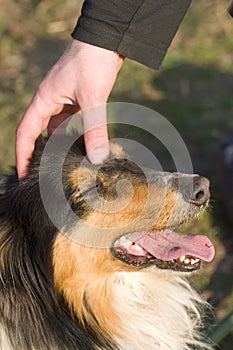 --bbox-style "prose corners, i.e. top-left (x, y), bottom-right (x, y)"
top-left (126, 230), bottom-right (215, 262)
